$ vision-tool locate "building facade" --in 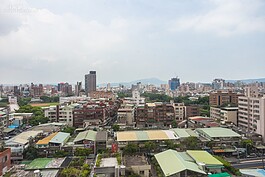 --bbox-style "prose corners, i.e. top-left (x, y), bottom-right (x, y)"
top-left (85, 71), bottom-right (96, 95)
top-left (209, 90), bottom-right (243, 107)
top-left (168, 77), bottom-right (180, 91)
top-left (135, 103), bottom-right (175, 127)
top-left (238, 95), bottom-right (265, 141)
